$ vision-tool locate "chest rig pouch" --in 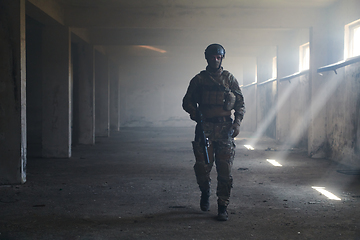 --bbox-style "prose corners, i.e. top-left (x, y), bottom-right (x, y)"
top-left (201, 85), bottom-right (225, 106)
top-left (199, 72), bottom-right (236, 111)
